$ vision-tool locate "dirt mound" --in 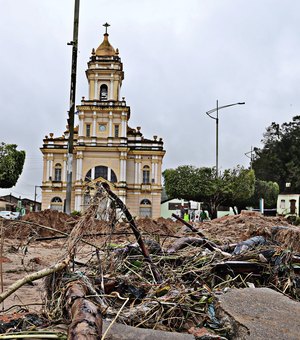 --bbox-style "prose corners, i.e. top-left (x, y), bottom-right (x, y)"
top-left (3, 210), bottom-right (78, 238)
top-left (198, 210), bottom-right (289, 243)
